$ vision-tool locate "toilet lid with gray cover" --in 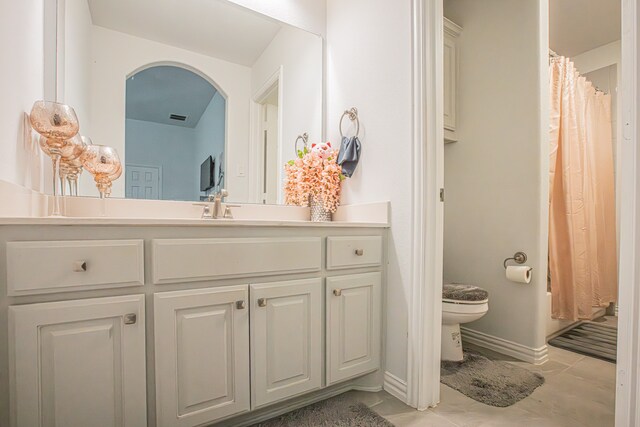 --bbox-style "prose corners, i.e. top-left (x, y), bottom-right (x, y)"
top-left (443, 283), bottom-right (489, 302)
